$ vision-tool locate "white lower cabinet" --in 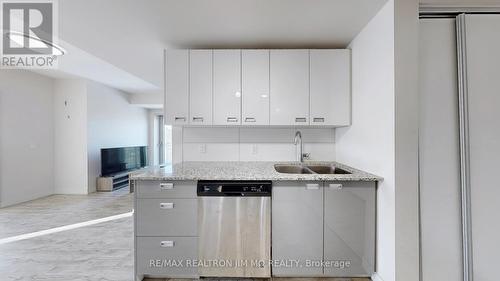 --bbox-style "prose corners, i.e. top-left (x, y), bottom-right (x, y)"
top-left (136, 198), bottom-right (197, 236)
top-left (136, 237), bottom-right (198, 278)
top-left (323, 181), bottom-right (376, 277)
top-left (134, 181), bottom-right (198, 280)
top-left (272, 181), bottom-right (376, 277)
top-left (272, 181), bottom-right (324, 276)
